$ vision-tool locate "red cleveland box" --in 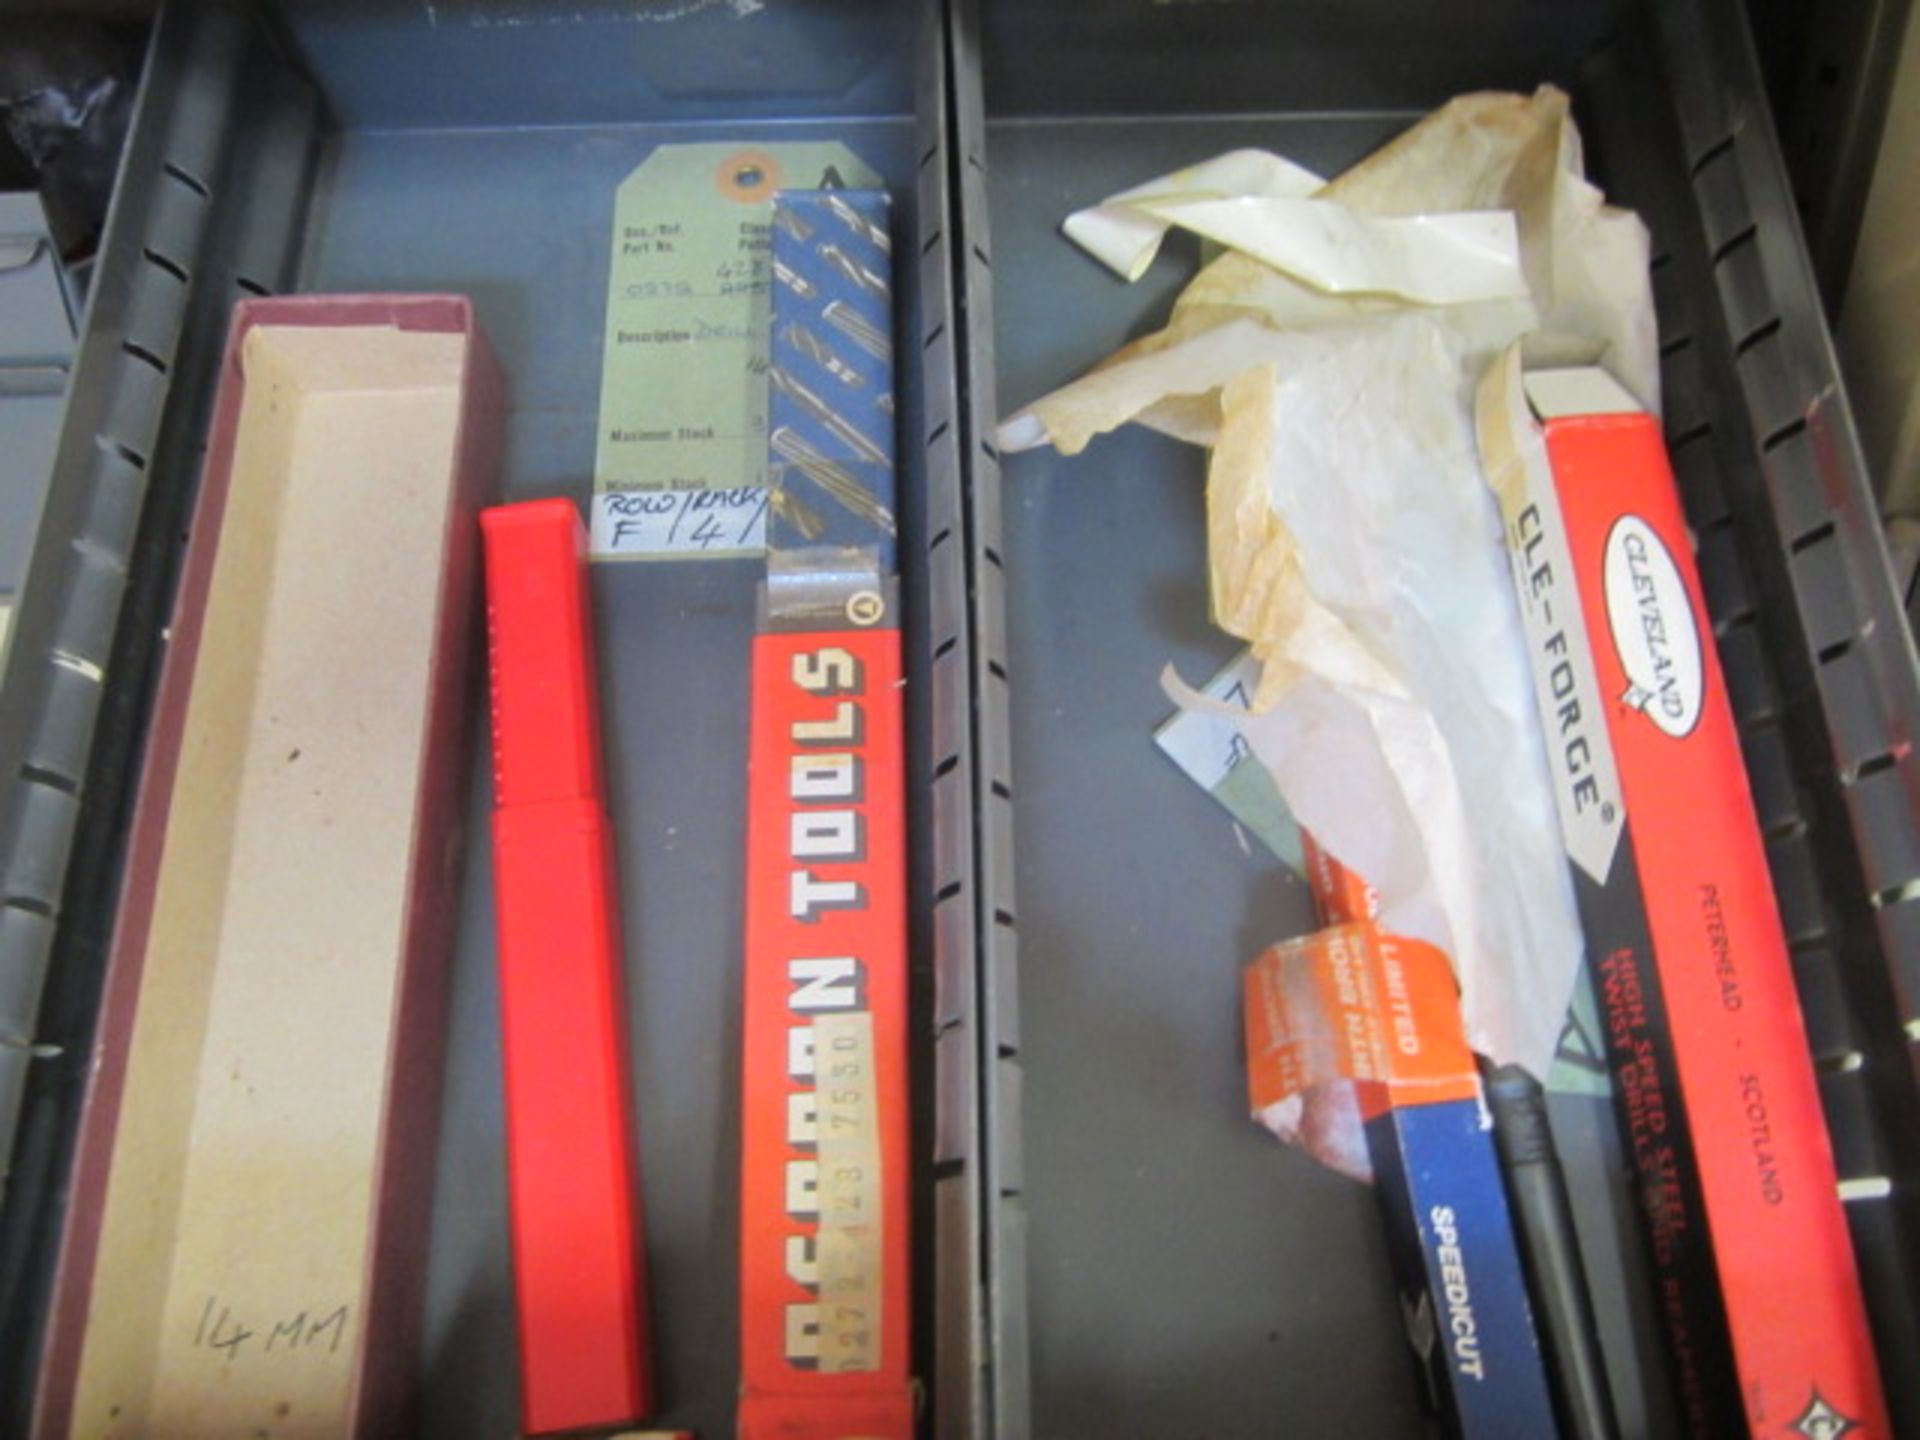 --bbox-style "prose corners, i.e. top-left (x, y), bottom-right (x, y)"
top-left (34, 296), bottom-right (499, 1438)
top-left (1478, 354), bottom-right (1890, 1437)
